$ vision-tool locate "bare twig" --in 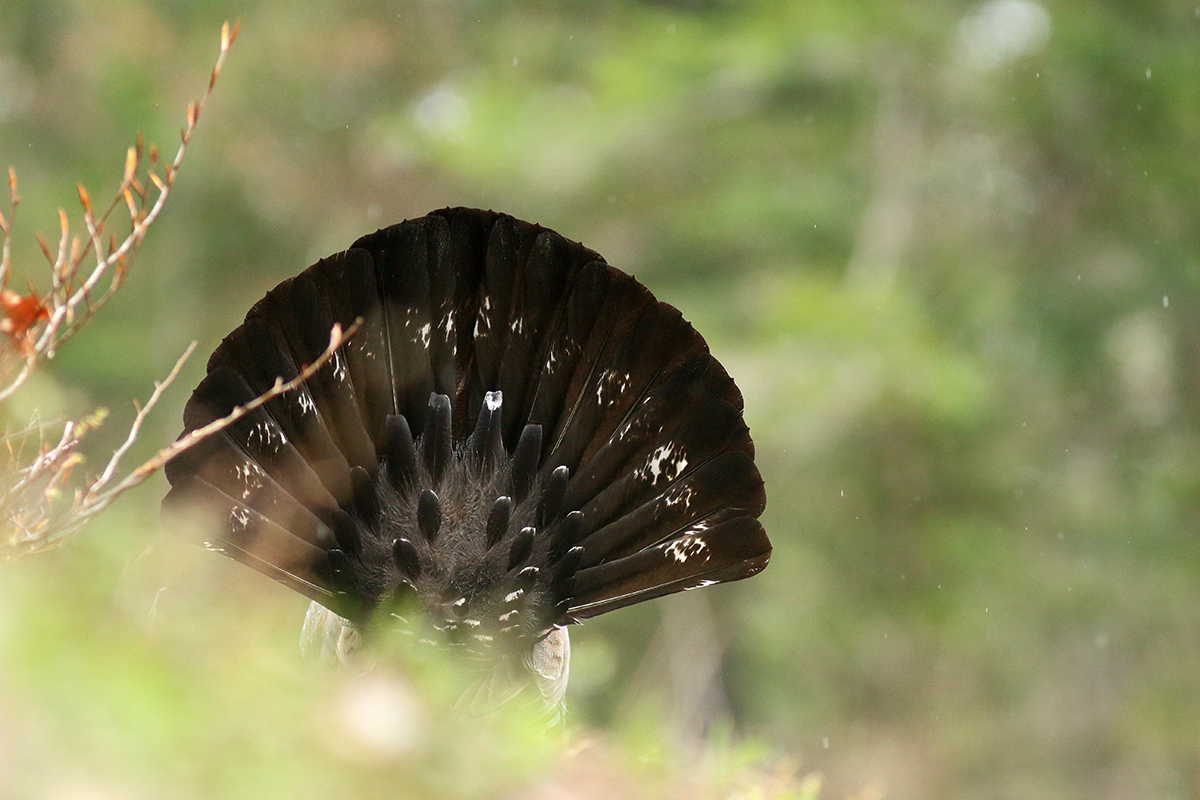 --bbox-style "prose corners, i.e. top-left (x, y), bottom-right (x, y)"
top-left (0, 168), bottom-right (18, 289)
top-left (1, 320), bottom-right (359, 559)
top-left (0, 21), bottom-right (240, 402)
top-left (84, 320), bottom-right (360, 524)
top-left (86, 342), bottom-right (199, 503)
top-left (0, 20), bottom-right (249, 559)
